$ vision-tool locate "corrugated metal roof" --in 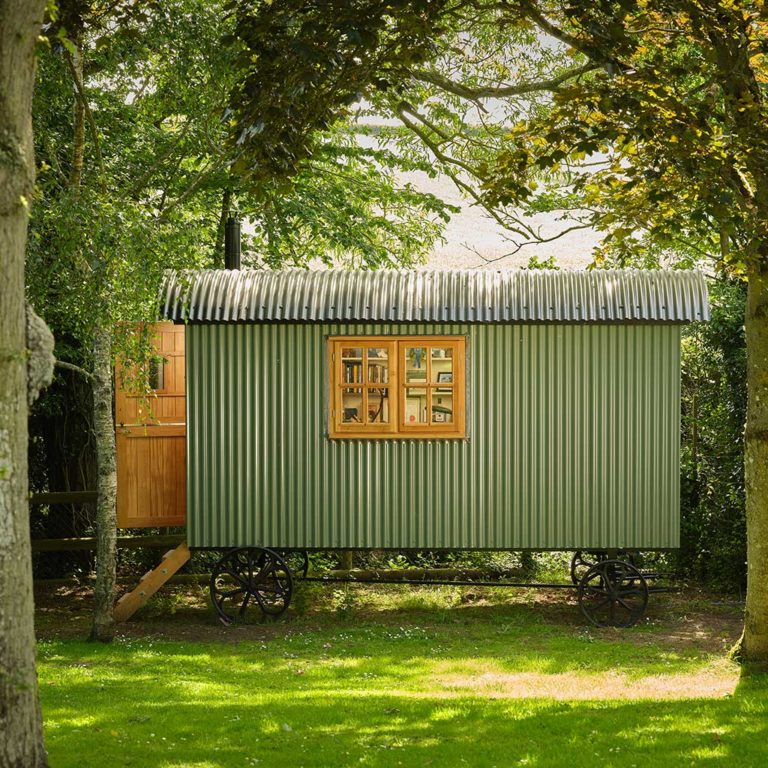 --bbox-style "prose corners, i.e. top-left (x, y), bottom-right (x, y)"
top-left (160, 268), bottom-right (710, 324)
